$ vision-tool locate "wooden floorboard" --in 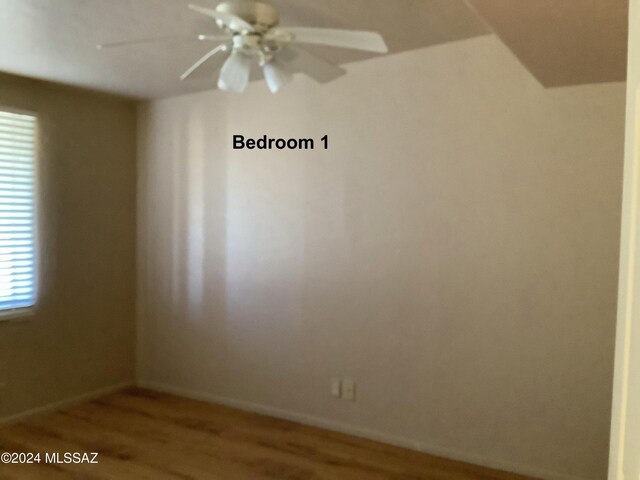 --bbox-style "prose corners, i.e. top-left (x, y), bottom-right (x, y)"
top-left (0, 388), bottom-right (536, 480)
